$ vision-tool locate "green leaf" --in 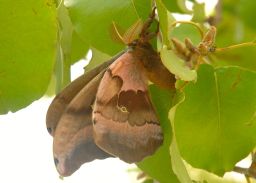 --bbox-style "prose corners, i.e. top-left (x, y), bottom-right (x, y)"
top-left (169, 92), bottom-right (193, 183)
top-left (239, 0), bottom-right (256, 30)
top-left (212, 2), bottom-right (256, 71)
top-left (161, 0), bottom-right (182, 13)
top-left (85, 48), bottom-right (111, 72)
top-left (223, 0), bottom-right (256, 31)
top-left (56, 0), bottom-right (72, 87)
top-left (162, 0), bottom-right (192, 13)
top-left (156, 0), bottom-right (169, 47)
top-left (170, 24), bottom-right (202, 46)
top-left (58, 0), bottom-right (72, 64)
top-left (132, 0), bottom-right (152, 20)
top-left (177, 0), bottom-right (193, 14)
top-left (138, 85), bottom-right (179, 183)
top-left (186, 162), bottom-right (241, 183)
top-left (64, 0), bottom-right (151, 55)
top-left (56, 0), bottom-right (89, 87)
top-left (174, 64), bottom-right (256, 175)
top-left (54, 40), bottom-right (65, 93)
top-left (70, 31), bottom-right (89, 64)
top-left (160, 46), bottom-right (197, 81)
top-left (192, 2), bottom-right (206, 23)
top-left (156, 0), bottom-right (176, 47)
top-left (212, 13), bottom-right (256, 71)
top-left (170, 139), bottom-right (193, 183)
top-left (0, 0), bottom-right (57, 114)
top-left (142, 179), bottom-right (154, 183)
